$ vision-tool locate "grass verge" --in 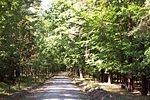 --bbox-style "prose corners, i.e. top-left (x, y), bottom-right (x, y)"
top-left (0, 74), bottom-right (53, 99)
